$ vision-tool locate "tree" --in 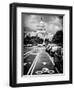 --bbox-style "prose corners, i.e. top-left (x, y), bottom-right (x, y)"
top-left (52, 30), bottom-right (63, 47)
